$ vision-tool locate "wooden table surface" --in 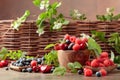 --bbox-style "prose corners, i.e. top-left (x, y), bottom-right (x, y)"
top-left (0, 68), bottom-right (120, 80)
